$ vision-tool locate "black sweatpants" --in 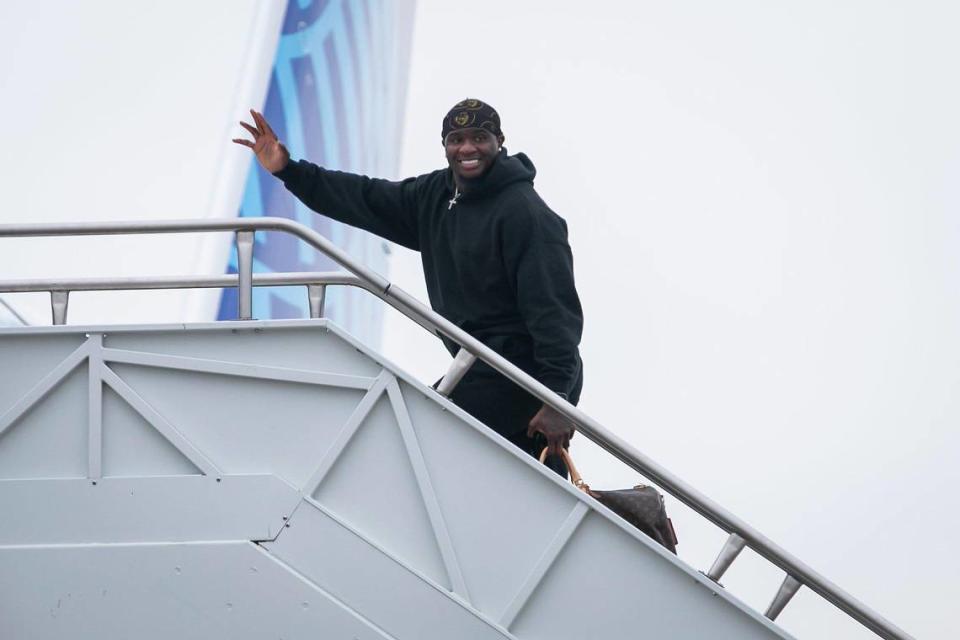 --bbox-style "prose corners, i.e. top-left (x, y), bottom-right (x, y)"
top-left (447, 363), bottom-right (583, 478)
